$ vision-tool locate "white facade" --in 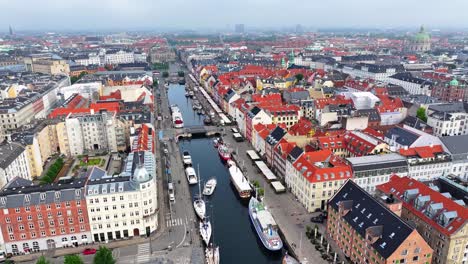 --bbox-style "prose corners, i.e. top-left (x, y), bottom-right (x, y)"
top-left (59, 82), bottom-right (103, 101)
top-left (427, 112), bottom-right (468, 137)
top-left (133, 53), bottom-right (147, 63)
top-left (407, 160), bottom-right (451, 181)
top-left (0, 144), bottom-right (31, 188)
top-left (104, 50), bottom-right (135, 65)
top-left (86, 152), bottom-right (158, 242)
top-left (387, 76), bottom-right (432, 95)
top-left (75, 55), bottom-right (101, 66)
